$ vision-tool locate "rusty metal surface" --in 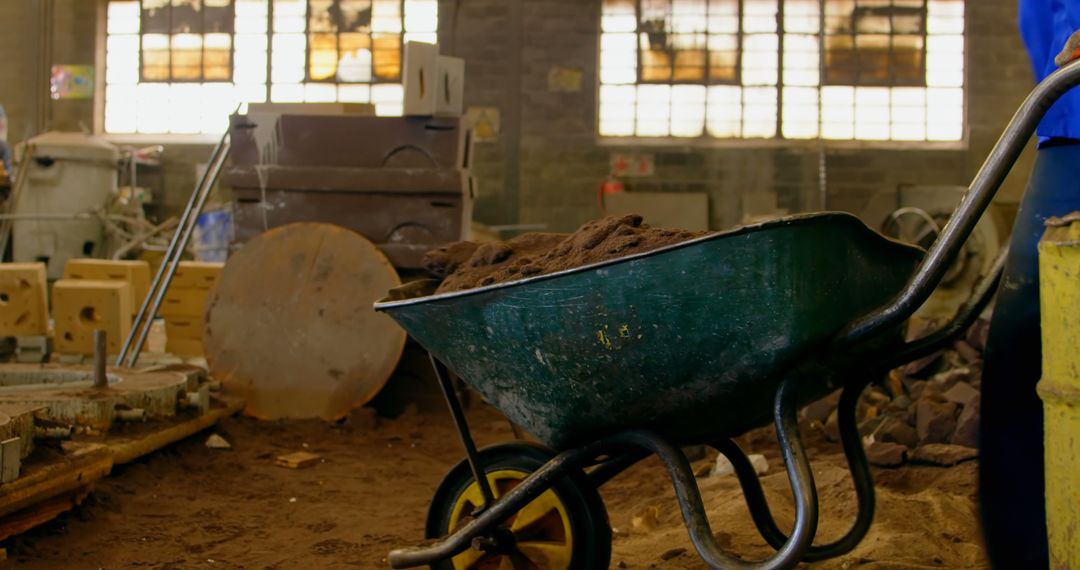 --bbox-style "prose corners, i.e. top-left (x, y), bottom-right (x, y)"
top-left (229, 167), bottom-right (470, 269)
top-left (205, 222), bottom-right (405, 420)
top-left (229, 114), bottom-right (468, 170)
top-left (225, 114), bottom-right (472, 269)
